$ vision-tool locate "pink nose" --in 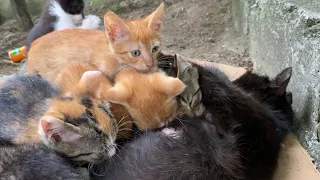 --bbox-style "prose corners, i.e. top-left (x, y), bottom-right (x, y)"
top-left (146, 61), bottom-right (154, 68)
